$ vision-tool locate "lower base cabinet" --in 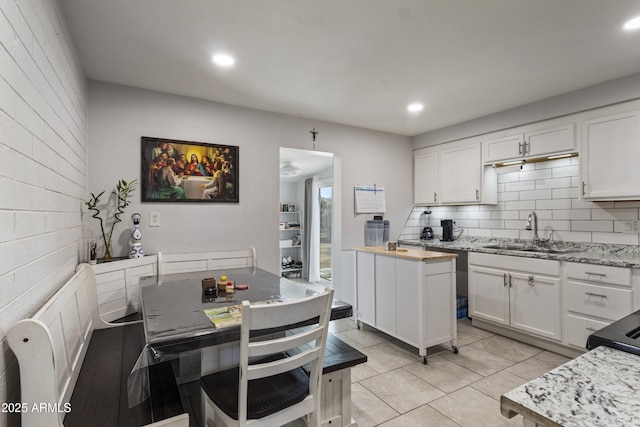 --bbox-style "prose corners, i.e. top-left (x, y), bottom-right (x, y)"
top-left (355, 249), bottom-right (457, 361)
top-left (469, 253), bottom-right (562, 341)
